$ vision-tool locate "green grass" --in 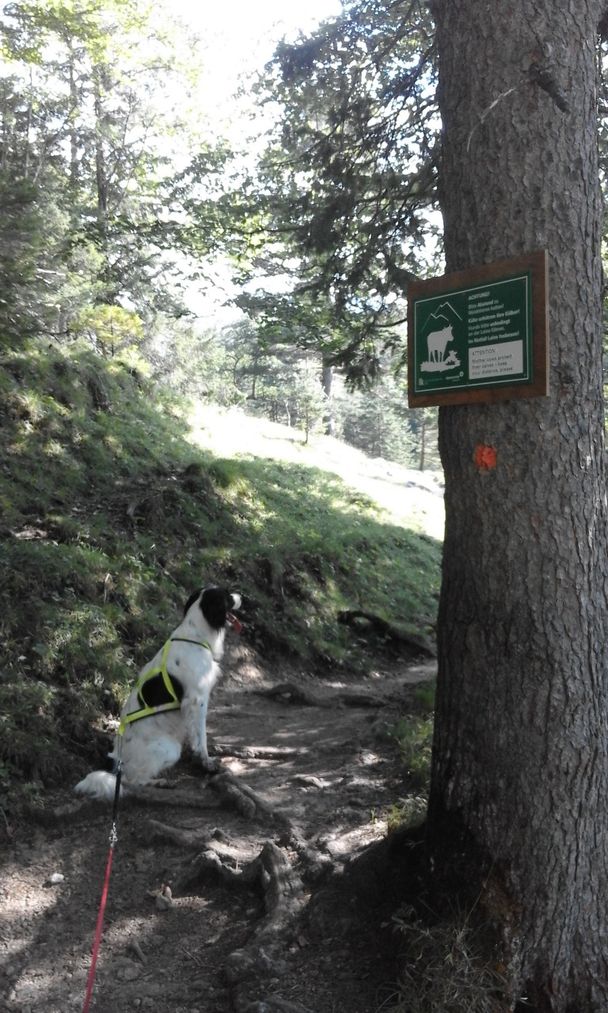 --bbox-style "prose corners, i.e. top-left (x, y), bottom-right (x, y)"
top-left (0, 340), bottom-right (441, 802)
top-left (389, 714), bottom-right (434, 788)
